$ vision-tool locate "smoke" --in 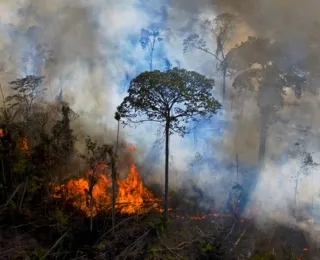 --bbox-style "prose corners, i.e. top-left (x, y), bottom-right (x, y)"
top-left (2, 0), bottom-right (320, 239)
top-left (159, 0), bottom-right (320, 240)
